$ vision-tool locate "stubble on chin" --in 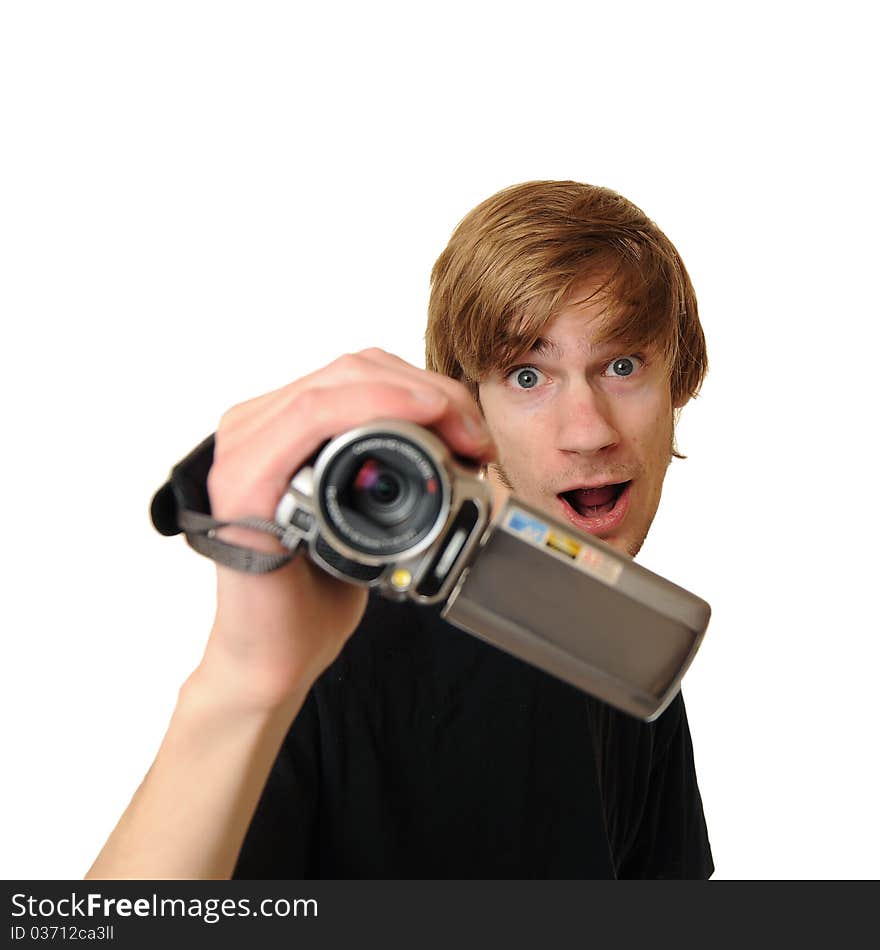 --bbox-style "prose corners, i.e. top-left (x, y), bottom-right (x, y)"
top-left (622, 527), bottom-right (648, 560)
